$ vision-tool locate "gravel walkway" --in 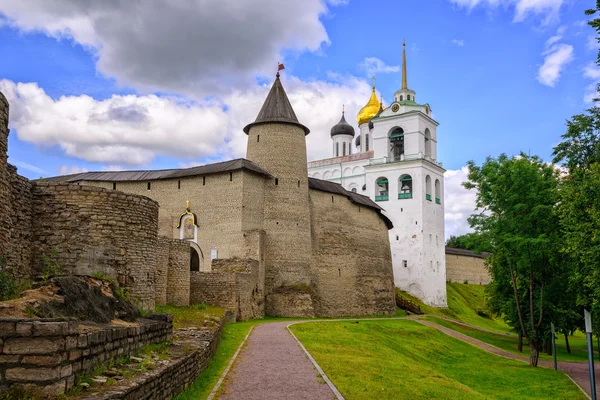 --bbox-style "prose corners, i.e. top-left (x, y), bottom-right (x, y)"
top-left (217, 321), bottom-right (336, 400)
top-left (417, 319), bottom-right (595, 399)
